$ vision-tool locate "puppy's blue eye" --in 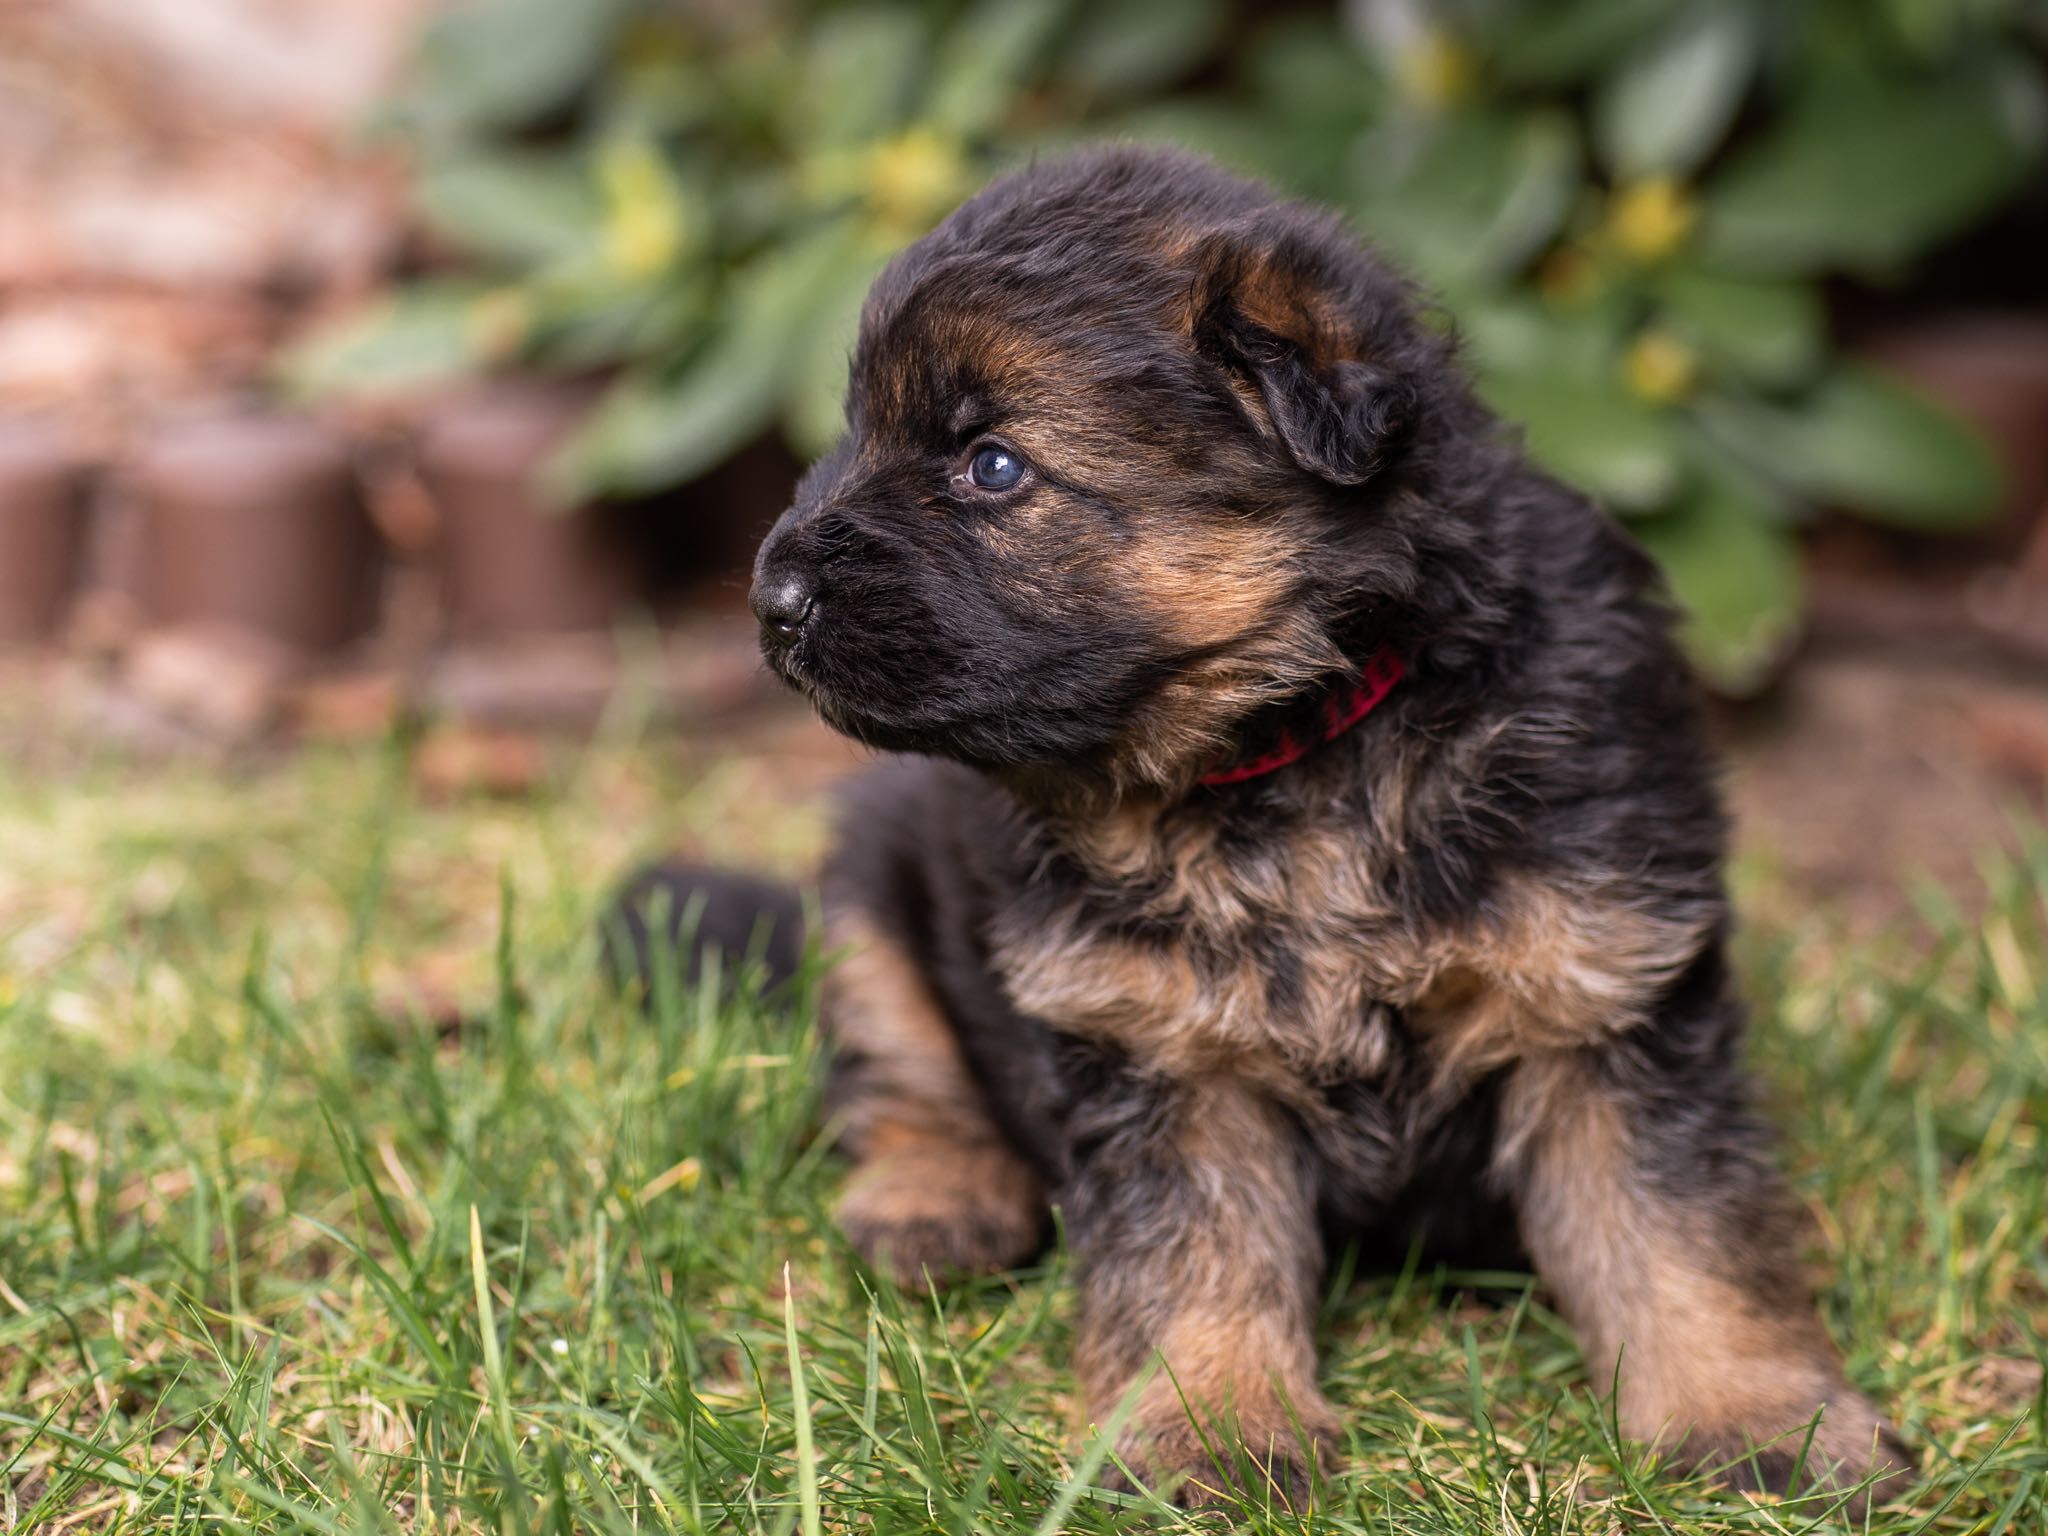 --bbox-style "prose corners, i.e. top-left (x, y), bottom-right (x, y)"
top-left (967, 445), bottom-right (1024, 491)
